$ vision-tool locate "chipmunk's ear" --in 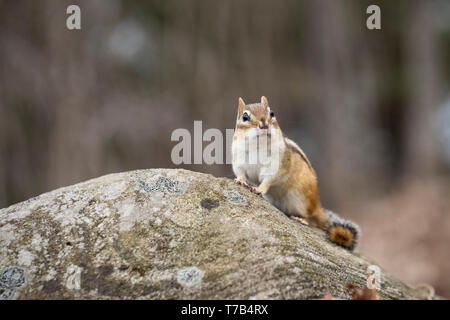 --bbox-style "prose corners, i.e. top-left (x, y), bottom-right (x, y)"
top-left (238, 97), bottom-right (245, 116)
top-left (261, 96), bottom-right (269, 105)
